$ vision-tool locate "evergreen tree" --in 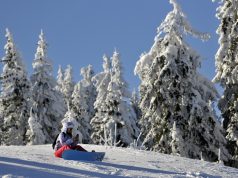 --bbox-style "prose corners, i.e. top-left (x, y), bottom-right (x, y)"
top-left (213, 0), bottom-right (238, 160)
top-left (0, 114), bottom-right (3, 144)
top-left (27, 30), bottom-right (66, 145)
top-left (55, 65), bottom-right (64, 95)
top-left (171, 121), bottom-right (185, 156)
top-left (91, 52), bottom-right (140, 146)
top-left (0, 29), bottom-right (31, 145)
top-left (91, 55), bottom-right (112, 144)
top-left (71, 65), bottom-right (96, 143)
top-left (135, 0), bottom-right (230, 162)
top-left (130, 89), bottom-right (141, 121)
top-left (63, 65), bottom-right (74, 108)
